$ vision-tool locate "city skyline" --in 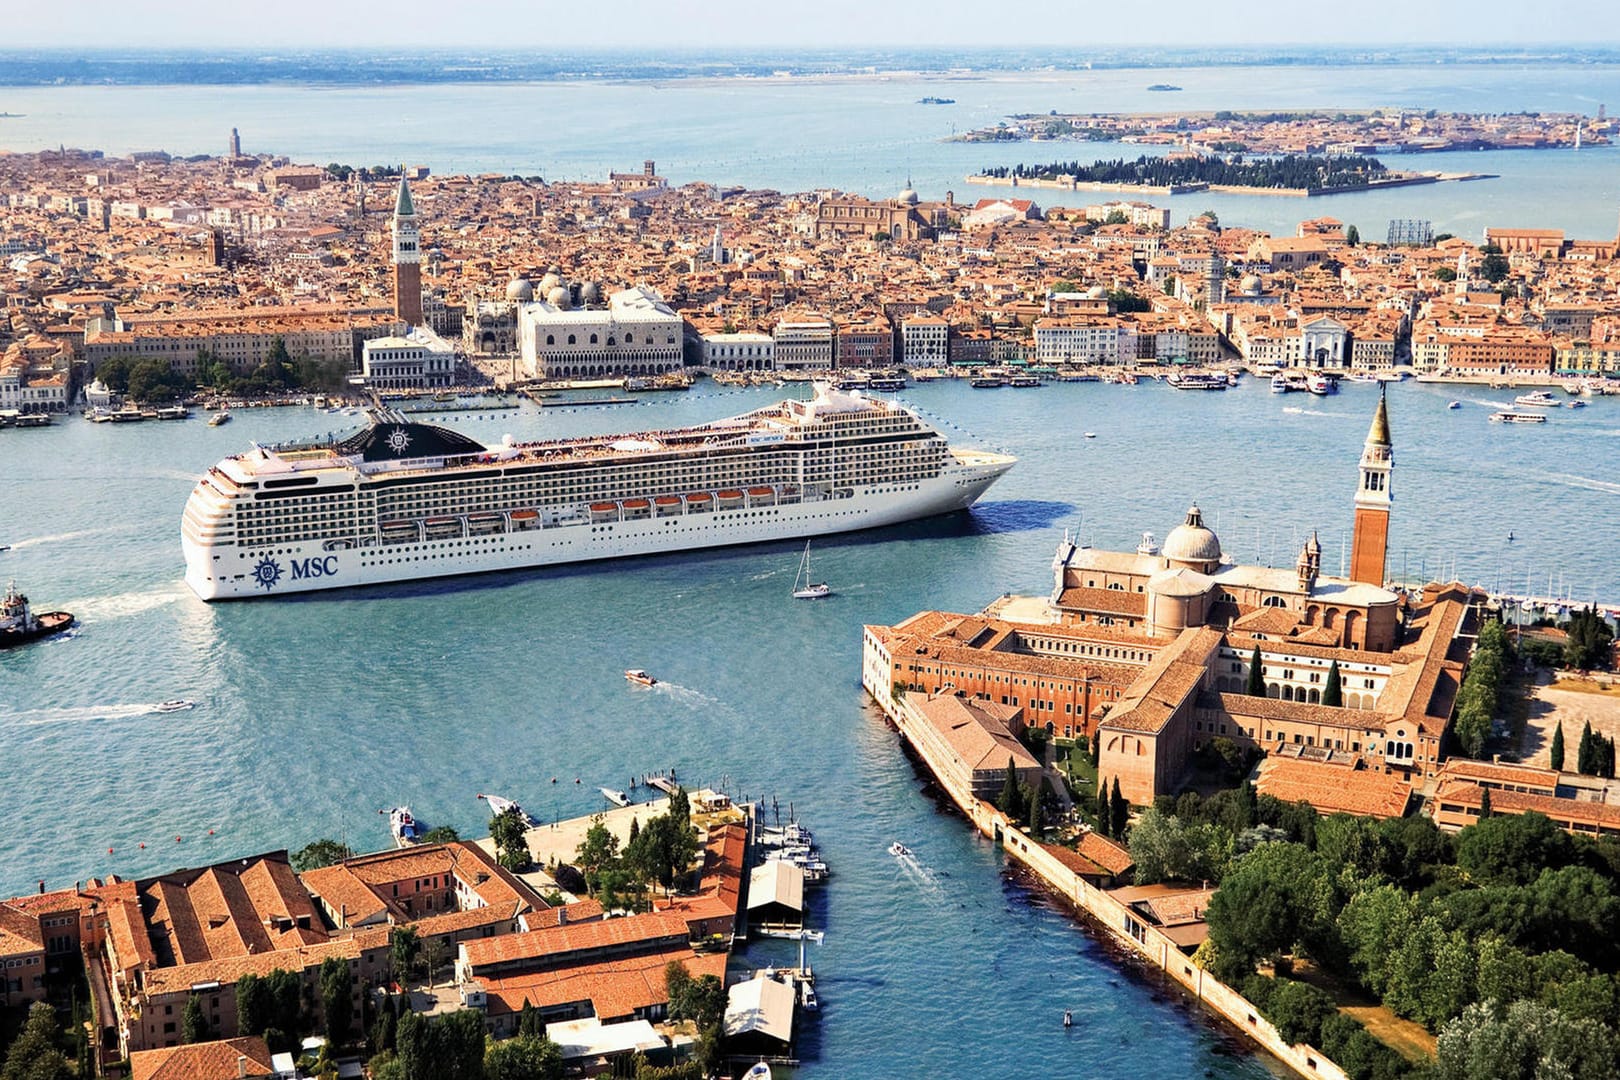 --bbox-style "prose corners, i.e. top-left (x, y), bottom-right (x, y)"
top-left (9, 0), bottom-right (1620, 50)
